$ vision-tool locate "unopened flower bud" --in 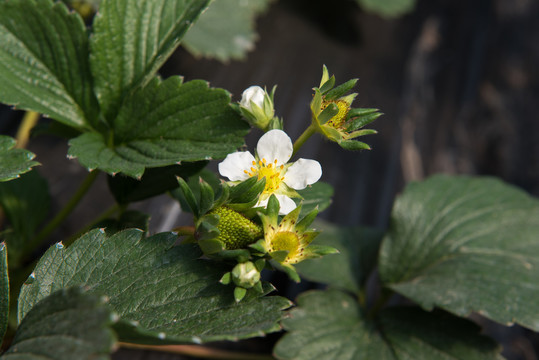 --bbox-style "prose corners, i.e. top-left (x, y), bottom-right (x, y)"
top-left (238, 85), bottom-right (276, 131)
top-left (240, 86), bottom-right (265, 110)
top-left (232, 262), bottom-right (261, 289)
